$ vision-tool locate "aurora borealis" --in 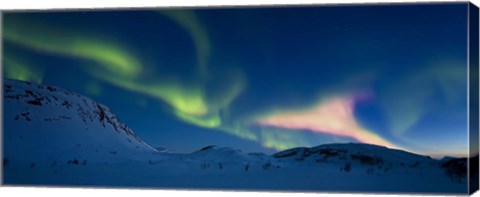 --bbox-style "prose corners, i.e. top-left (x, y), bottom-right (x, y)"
top-left (2, 3), bottom-right (470, 157)
top-left (258, 95), bottom-right (400, 150)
